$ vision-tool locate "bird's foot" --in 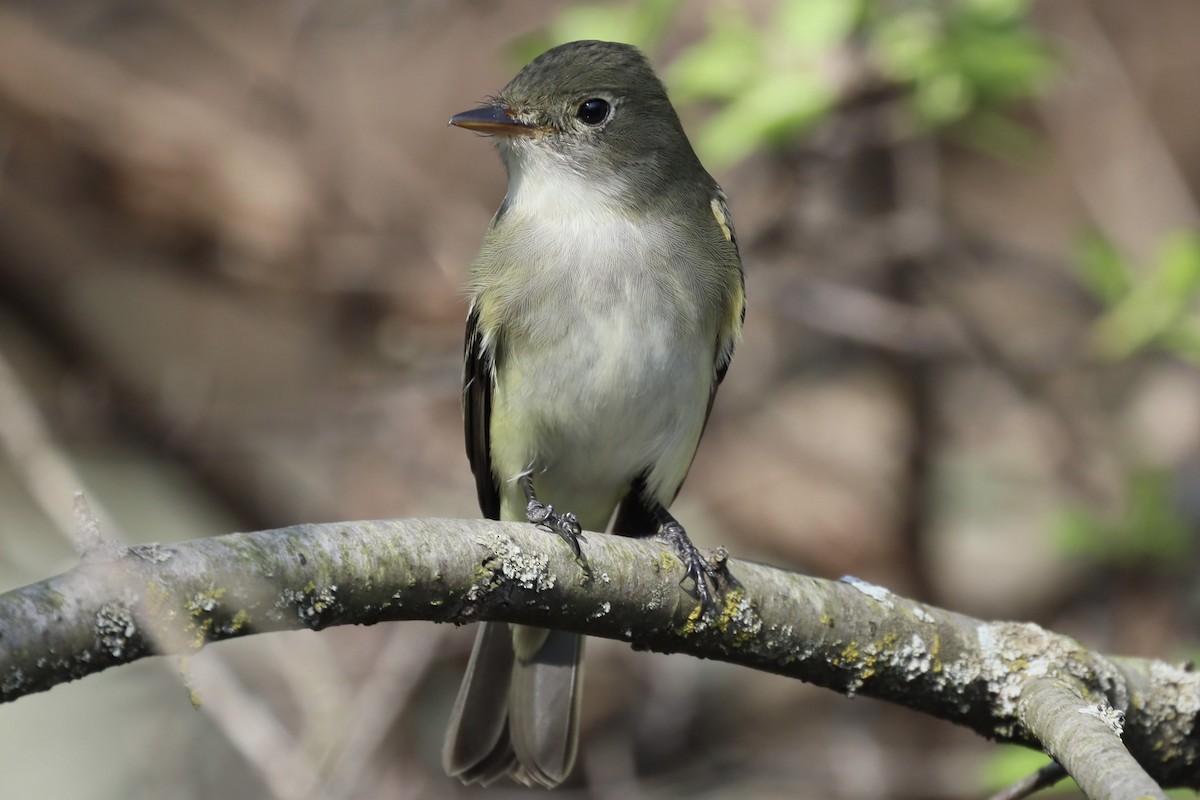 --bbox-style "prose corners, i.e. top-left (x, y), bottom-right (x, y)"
top-left (658, 520), bottom-right (727, 612)
top-left (525, 498), bottom-right (582, 557)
